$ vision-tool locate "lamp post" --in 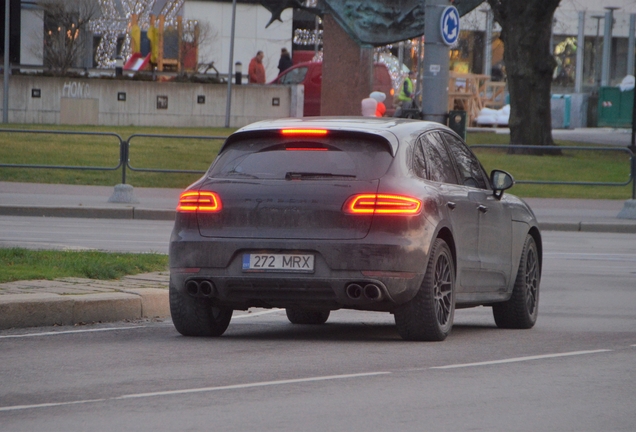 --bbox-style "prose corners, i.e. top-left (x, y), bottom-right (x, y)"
top-left (224, 0), bottom-right (238, 128)
top-left (601, 7), bottom-right (619, 87)
top-left (481, 7), bottom-right (493, 77)
top-left (575, 11), bottom-right (585, 94)
top-left (591, 15), bottom-right (604, 87)
top-left (3, 0), bottom-right (9, 123)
